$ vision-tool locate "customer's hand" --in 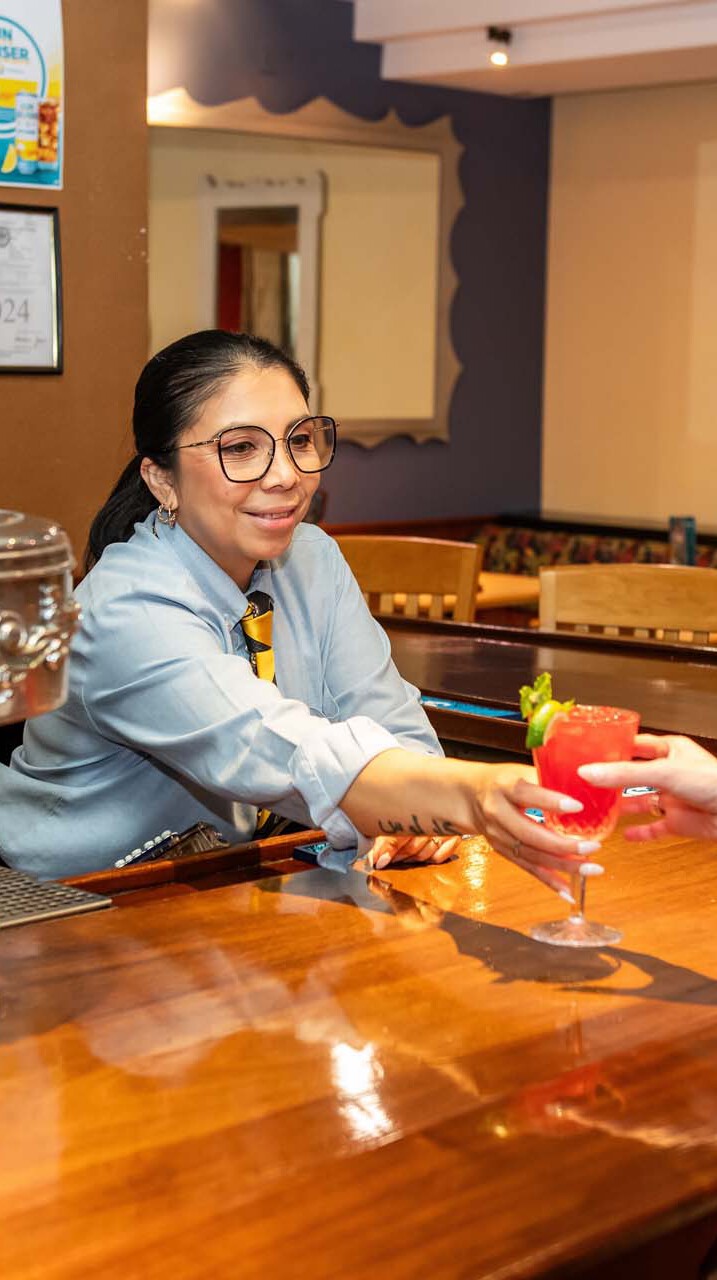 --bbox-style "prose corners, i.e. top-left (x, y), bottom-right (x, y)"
top-left (579, 733), bottom-right (717, 842)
